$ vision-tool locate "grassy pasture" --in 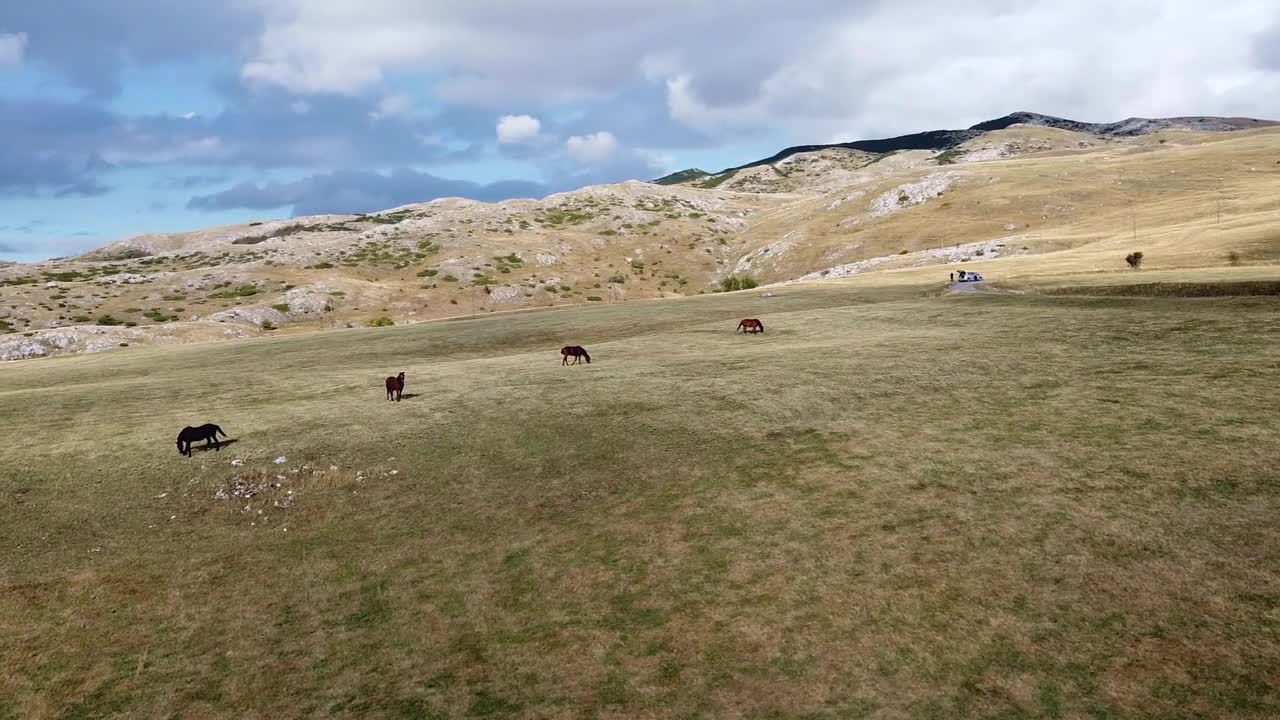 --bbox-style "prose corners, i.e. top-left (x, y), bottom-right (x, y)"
top-left (1, 277), bottom-right (1279, 719)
